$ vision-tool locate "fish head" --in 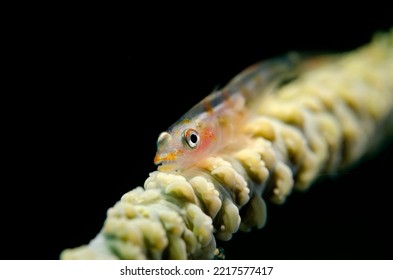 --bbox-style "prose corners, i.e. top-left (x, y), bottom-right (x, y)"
top-left (154, 118), bottom-right (216, 172)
